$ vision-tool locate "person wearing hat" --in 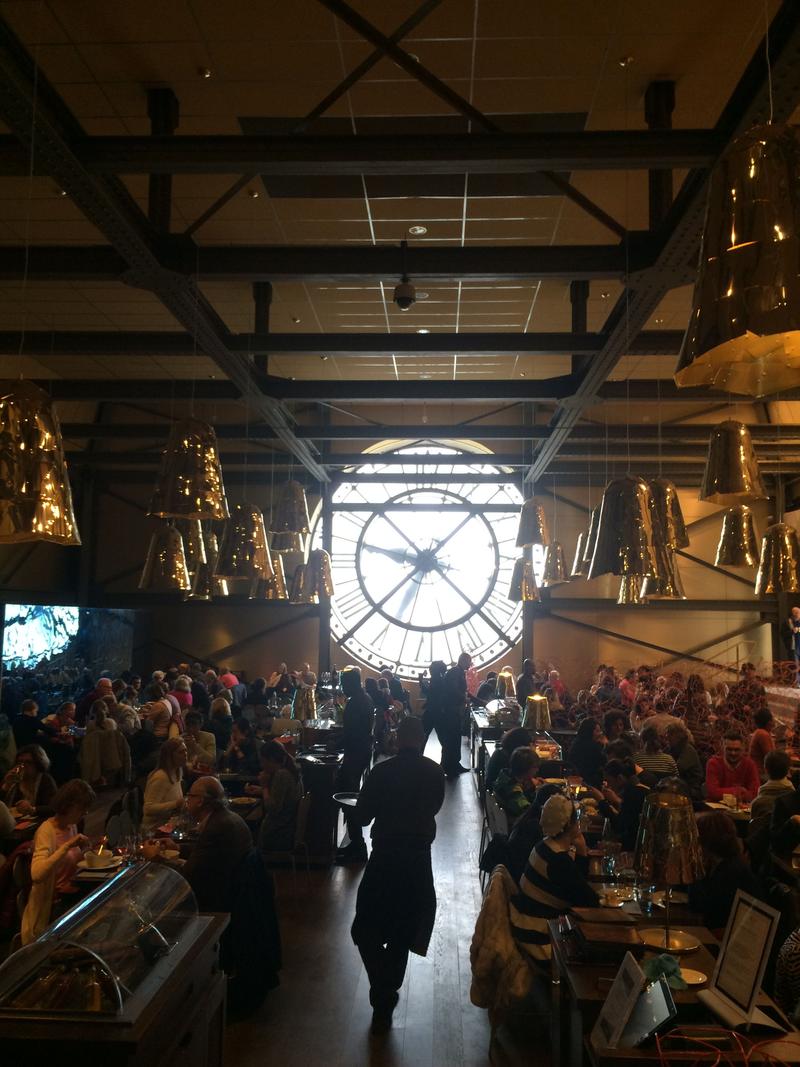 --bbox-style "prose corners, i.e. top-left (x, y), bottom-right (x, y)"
top-left (509, 794), bottom-right (599, 966)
